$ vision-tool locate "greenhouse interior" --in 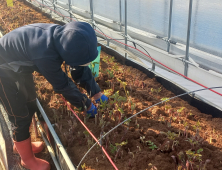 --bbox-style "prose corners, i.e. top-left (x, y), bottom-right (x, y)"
top-left (0, 0), bottom-right (222, 170)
